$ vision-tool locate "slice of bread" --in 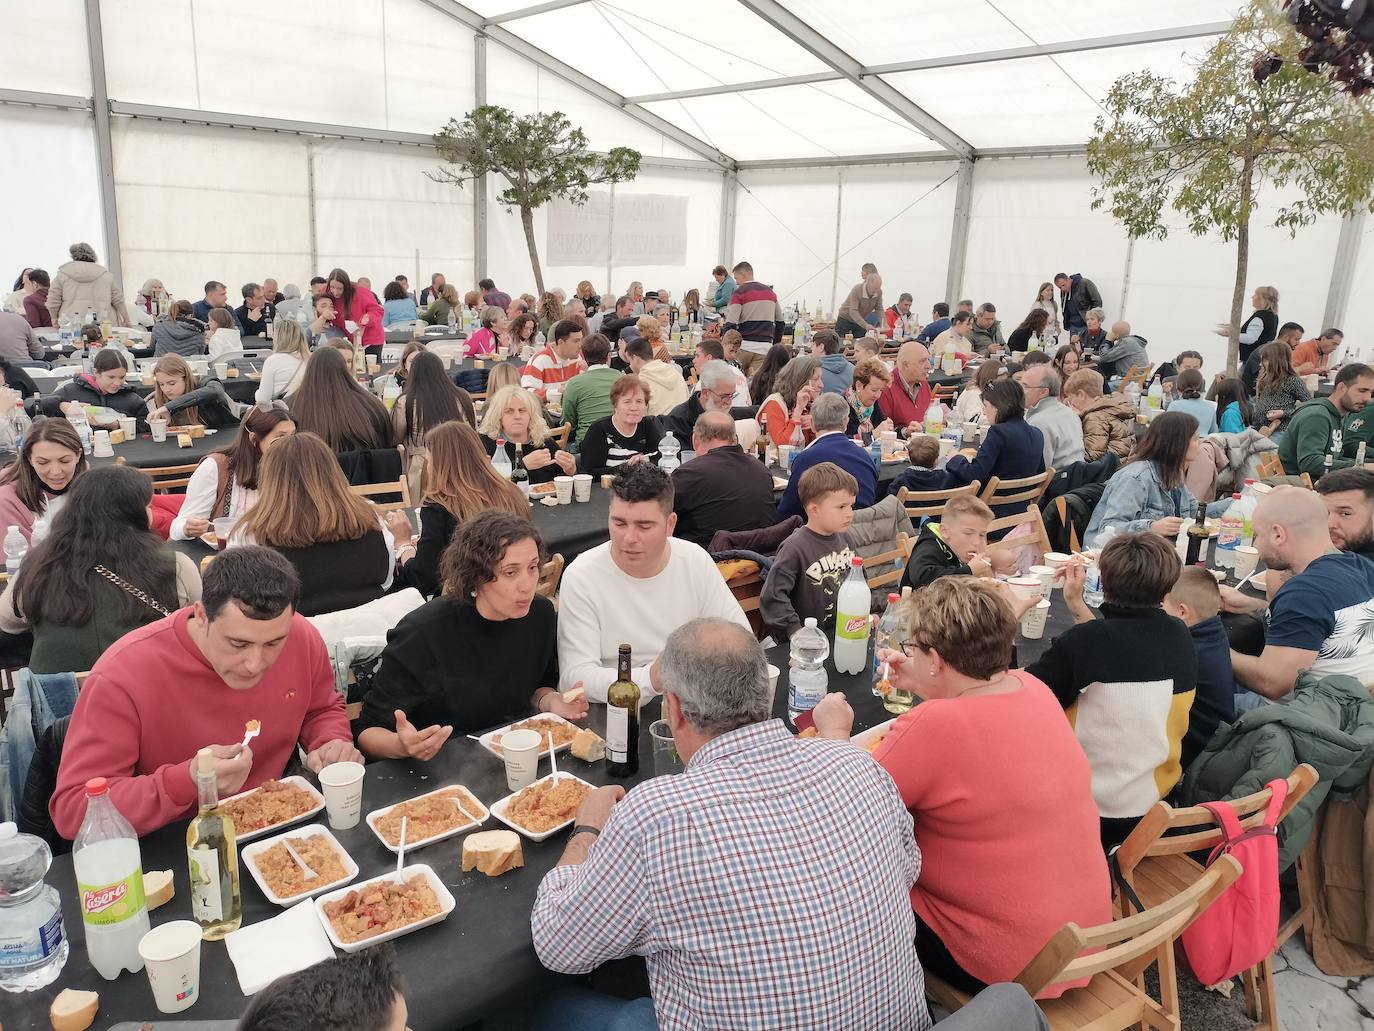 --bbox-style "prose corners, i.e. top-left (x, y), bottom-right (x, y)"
top-left (561, 686), bottom-right (585, 704)
top-left (50, 988), bottom-right (98, 1031)
top-left (462, 830), bottom-right (524, 877)
top-left (145, 869), bottom-right (174, 911)
top-left (571, 728), bottom-right (605, 762)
